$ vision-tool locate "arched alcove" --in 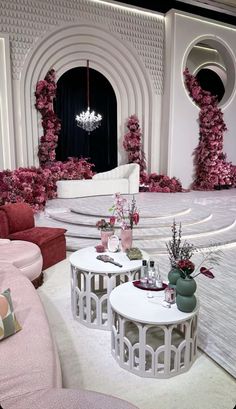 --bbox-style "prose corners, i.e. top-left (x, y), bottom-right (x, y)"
top-left (184, 37), bottom-right (235, 107)
top-left (19, 23), bottom-right (154, 168)
top-left (55, 67), bottom-right (117, 172)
